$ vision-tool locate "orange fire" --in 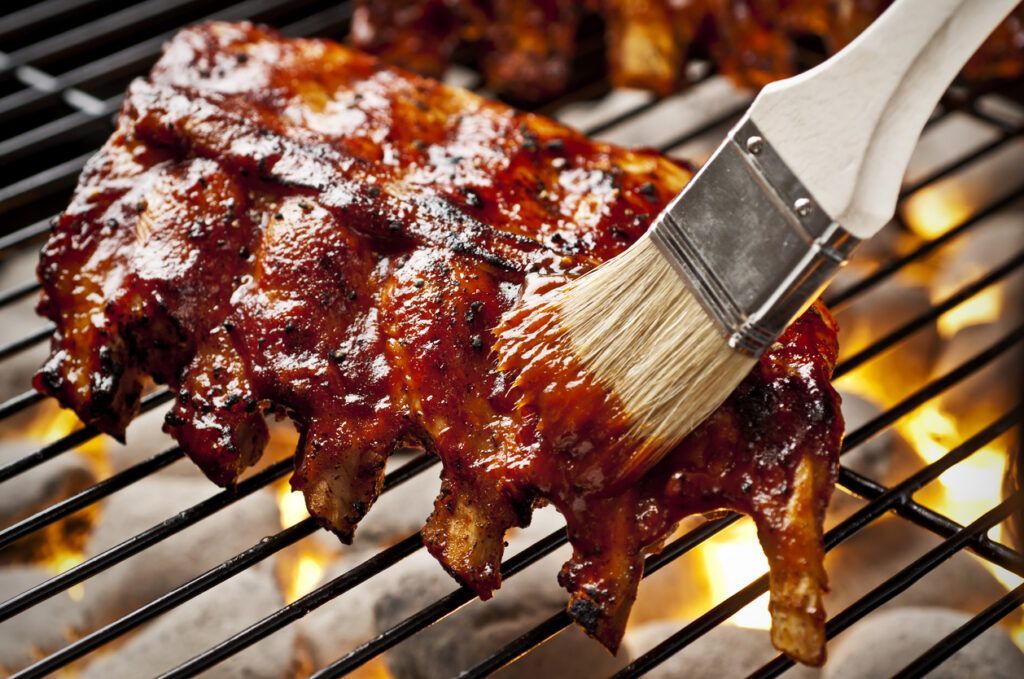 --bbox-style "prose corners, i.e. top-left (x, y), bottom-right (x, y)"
top-left (7, 401), bottom-right (107, 602)
top-left (276, 477), bottom-right (332, 604)
top-left (937, 286), bottom-right (1003, 337)
top-left (839, 375), bottom-right (1022, 650)
top-left (695, 520), bottom-right (772, 630)
top-left (901, 185), bottom-right (973, 240)
top-left (21, 401), bottom-right (109, 477)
